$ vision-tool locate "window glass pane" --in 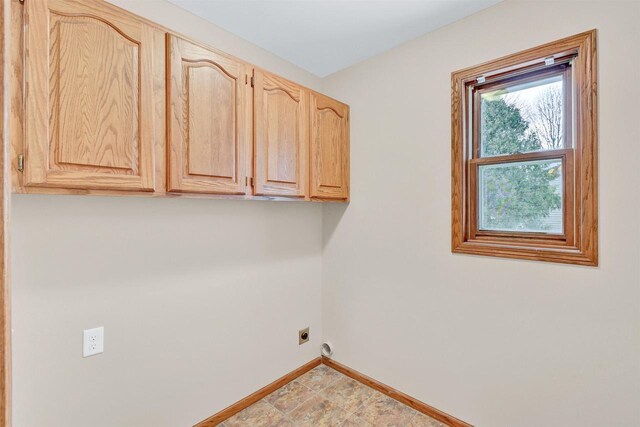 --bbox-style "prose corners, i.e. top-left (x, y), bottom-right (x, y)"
top-left (479, 159), bottom-right (563, 234)
top-left (480, 74), bottom-right (564, 157)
